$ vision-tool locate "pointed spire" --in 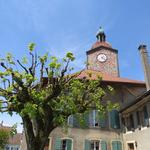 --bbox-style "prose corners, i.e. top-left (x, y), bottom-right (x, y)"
top-left (96, 26), bottom-right (106, 42)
